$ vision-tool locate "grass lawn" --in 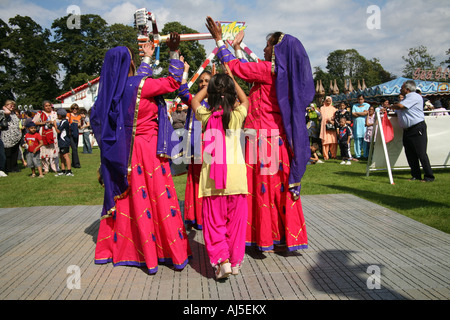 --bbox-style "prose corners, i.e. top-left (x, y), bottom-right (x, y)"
top-left (1, 147), bottom-right (448, 234)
